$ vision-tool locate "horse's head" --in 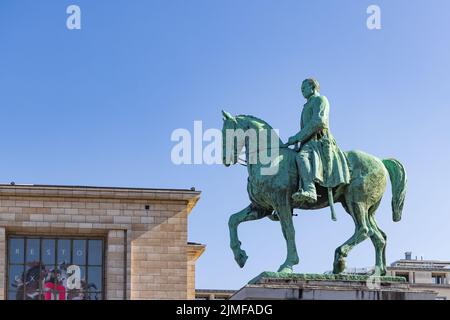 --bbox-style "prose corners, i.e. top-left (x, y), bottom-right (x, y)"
top-left (221, 110), bottom-right (243, 166)
top-left (221, 110), bottom-right (282, 169)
